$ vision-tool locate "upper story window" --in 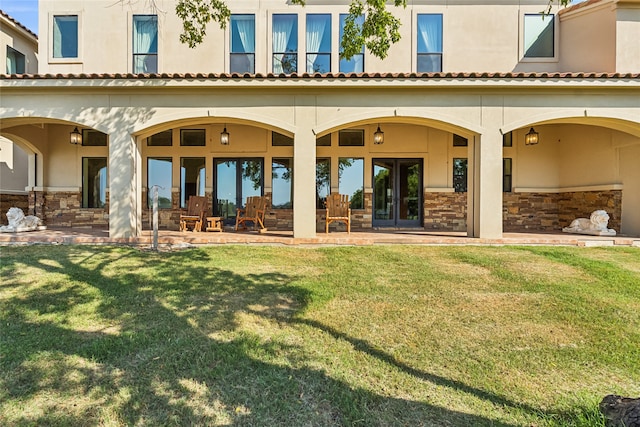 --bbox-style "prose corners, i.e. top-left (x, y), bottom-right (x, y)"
top-left (133, 15), bottom-right (158, 73)
top-left (306, 14), bottom-right (331, 73)
top-left (339, 14), bottom-right (364, 73)
top-left (230, 14), bottom-right (255, 73)
top-left (53, 15), bottom-right (78, 58)
top-left (523, 14), bottom-right (555, 58)
top-left (273, 14), bottom-right (297, 74)
top-left (6, 47), bottom-right (25, 74)
top-left (417, 14), bottom-right (442, 72)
